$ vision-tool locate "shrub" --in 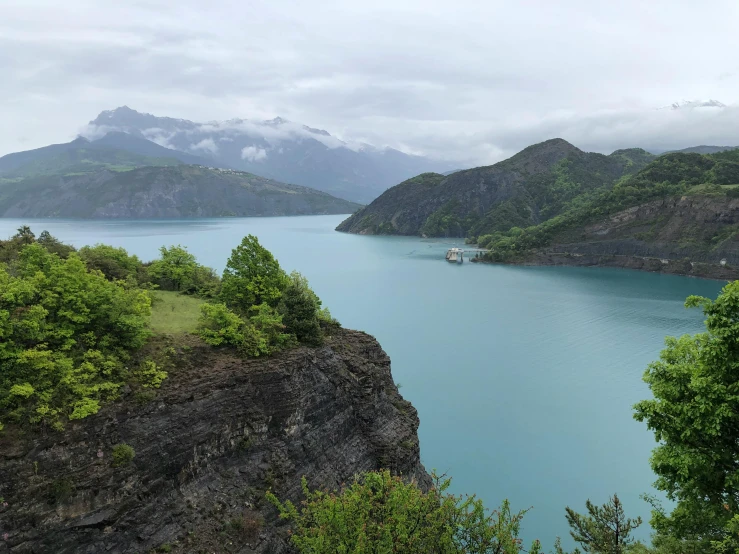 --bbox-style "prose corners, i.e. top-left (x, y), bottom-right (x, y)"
top-left (112, 444), bottom-right (135, 467)
top-left (267, 470), bottom-right (542, 554)
top-left (0, 245), bottom-right (152, 430)
top-left (79, 244), bottom-right (143, 281)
